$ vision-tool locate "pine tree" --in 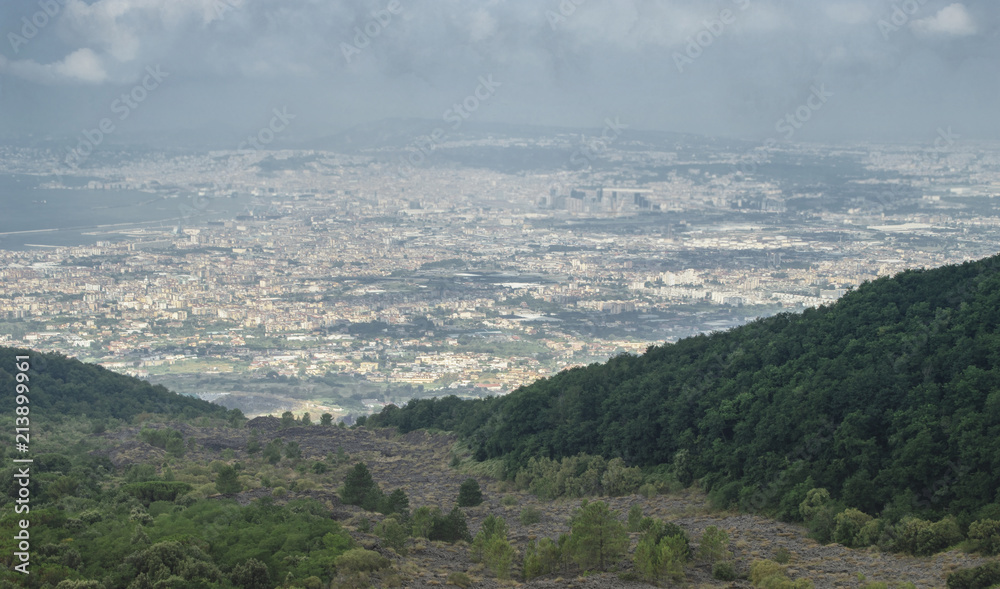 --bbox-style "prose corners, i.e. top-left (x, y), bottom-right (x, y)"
top-left (458, 478), bottom-right (483, 507)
